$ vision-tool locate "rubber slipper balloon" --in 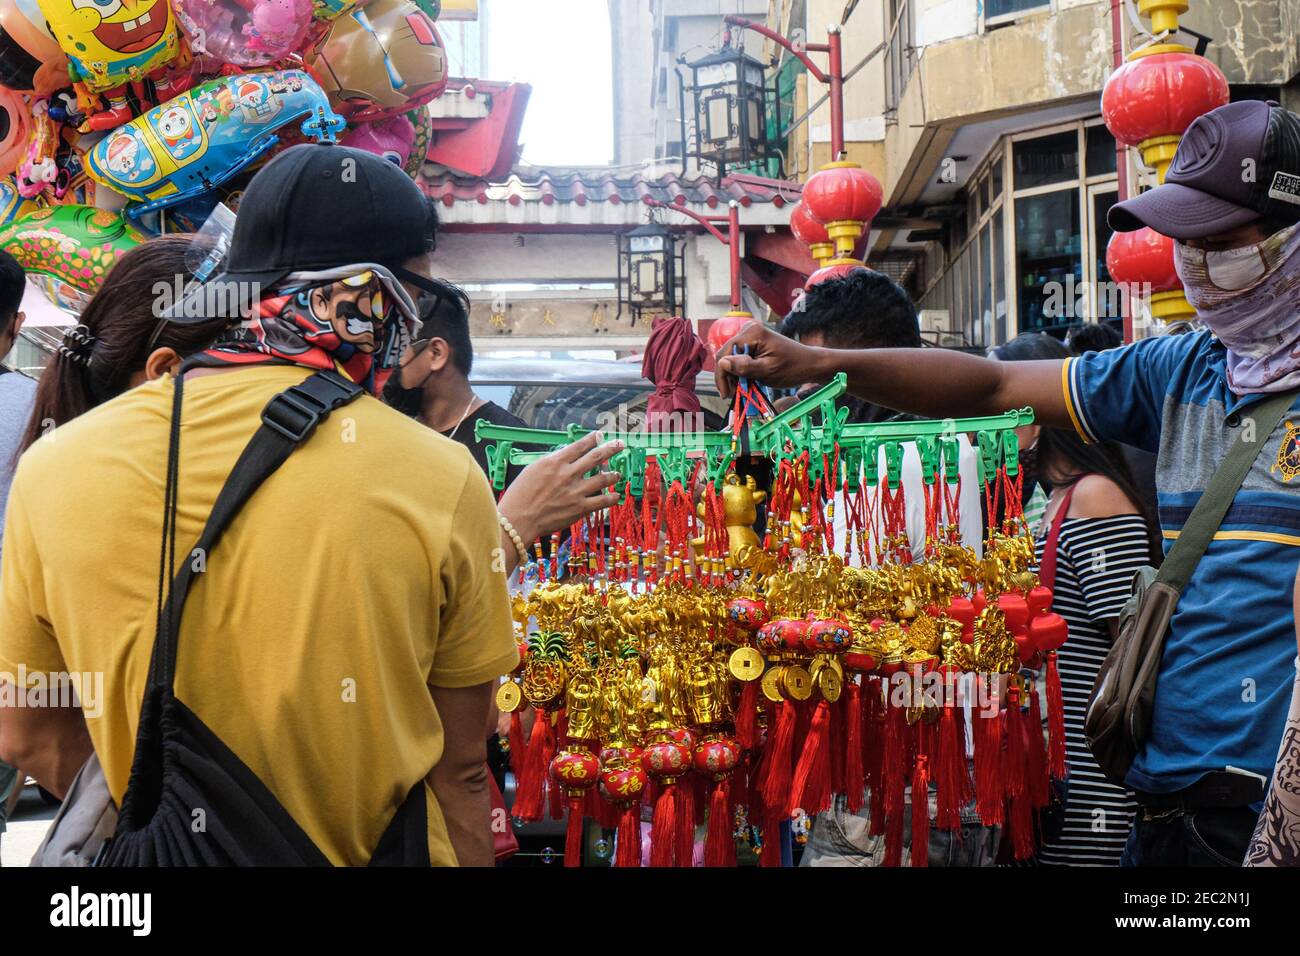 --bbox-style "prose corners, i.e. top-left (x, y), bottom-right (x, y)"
top-left (0, 0), bottom-right (70, 94)
top-left (175, 0), bottom-right (313, 68)
top-left (0, 204), bottom-right (144, 313)
top-left (38, 0), bottom-right (193, 131)
top-left (86, 68), bottom-right (345, 217)
top-left (316, 0), bottom-right (447, 122)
